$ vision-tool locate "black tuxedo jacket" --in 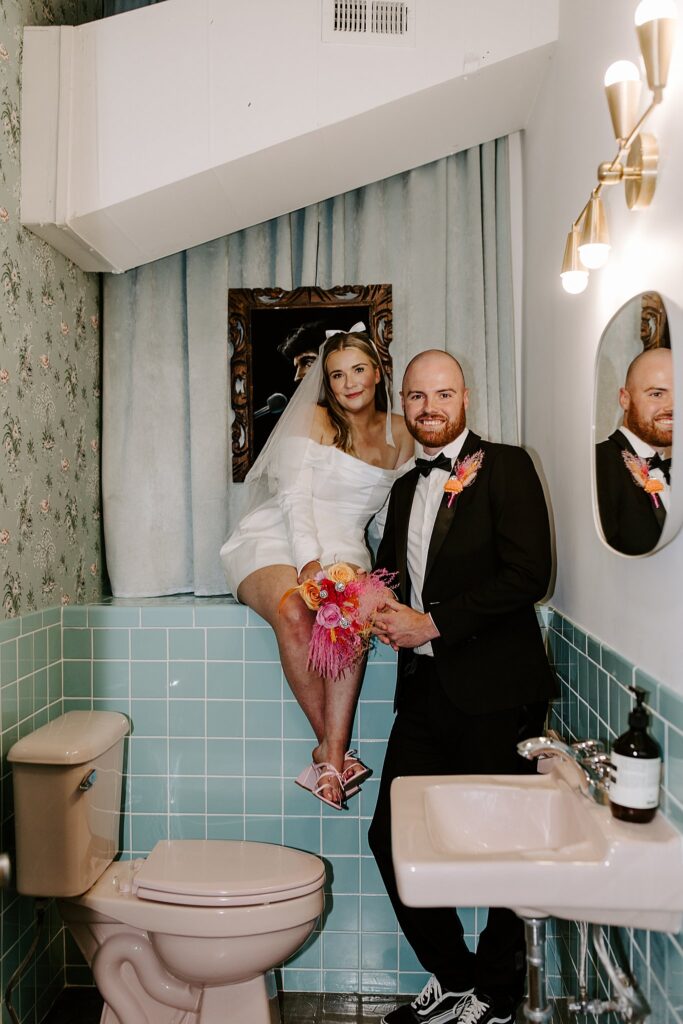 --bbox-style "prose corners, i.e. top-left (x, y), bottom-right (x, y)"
top-left (595, 431), bottom-right (665, 556)
top-left (376, 432), bottom-right (557, 715)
